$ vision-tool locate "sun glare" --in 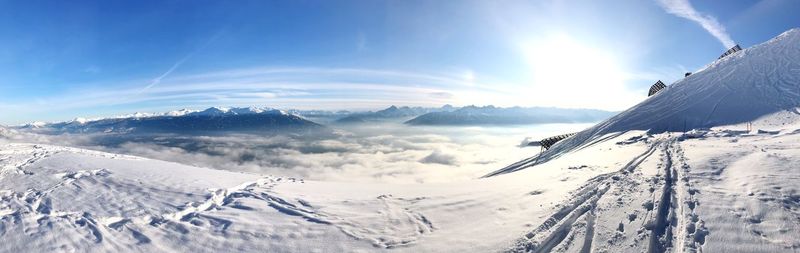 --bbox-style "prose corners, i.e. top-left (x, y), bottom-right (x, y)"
top-left (522, 34), bottom-right (634, 109)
